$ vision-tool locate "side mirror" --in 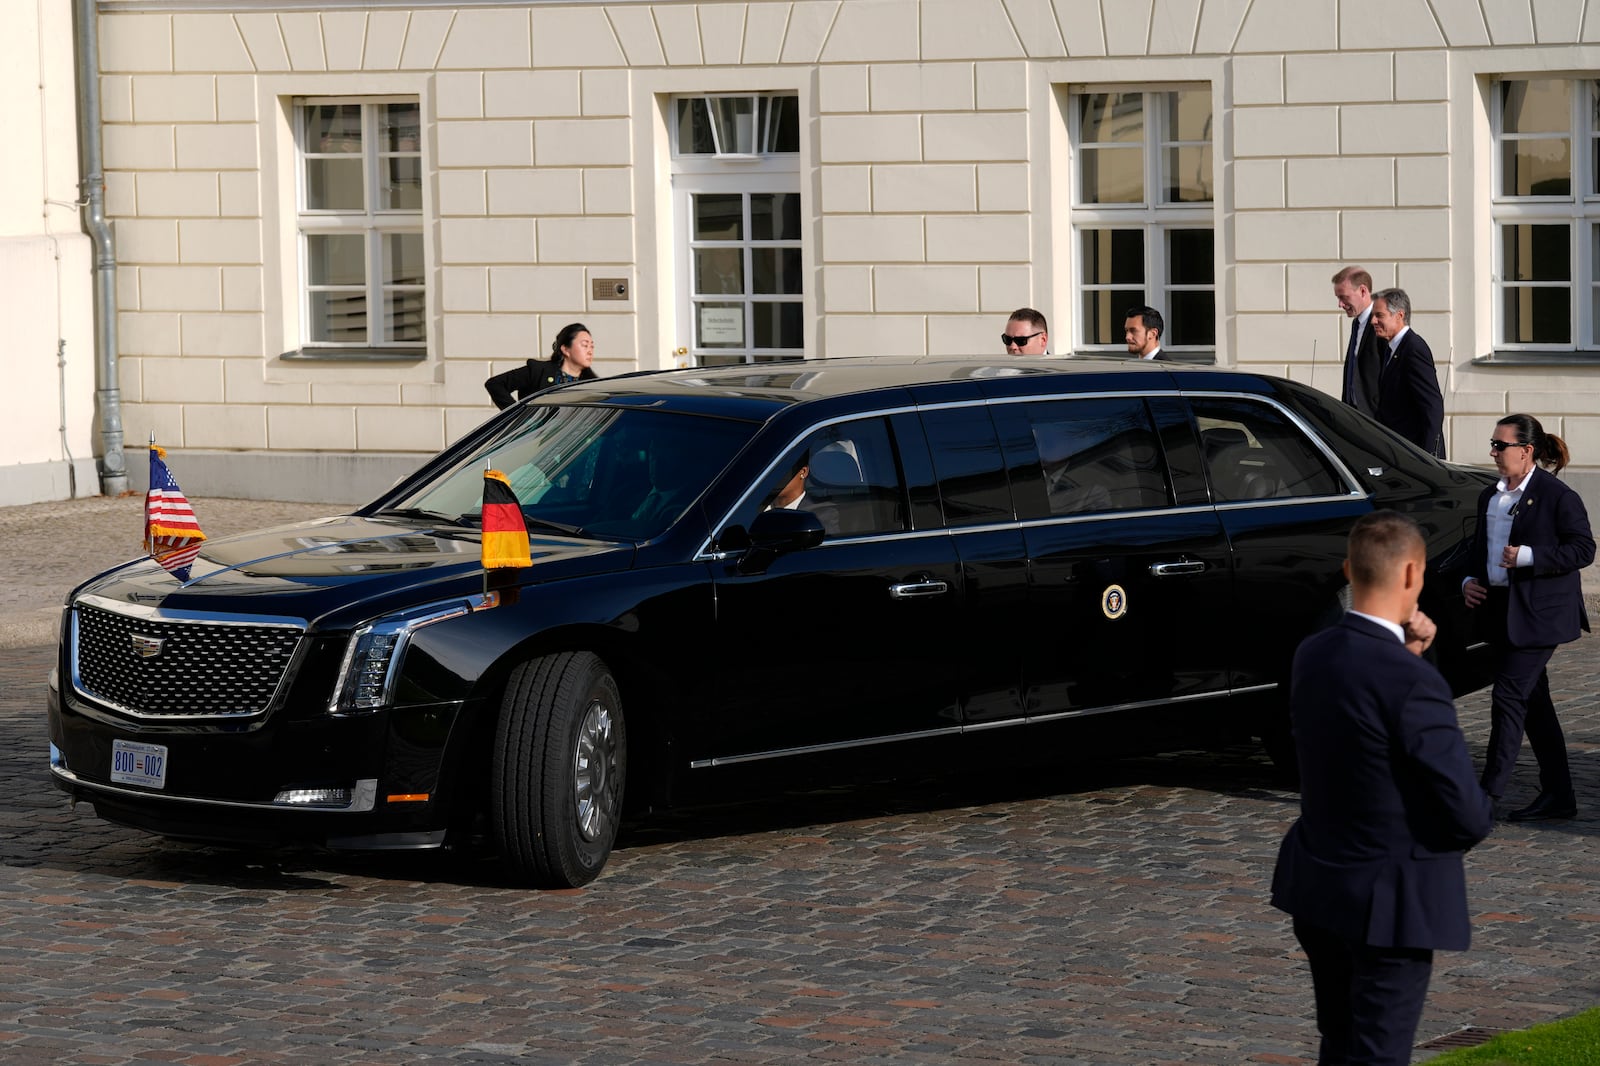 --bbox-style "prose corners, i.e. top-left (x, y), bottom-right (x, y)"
top-left (733, 508), bottom-right (825, 573)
